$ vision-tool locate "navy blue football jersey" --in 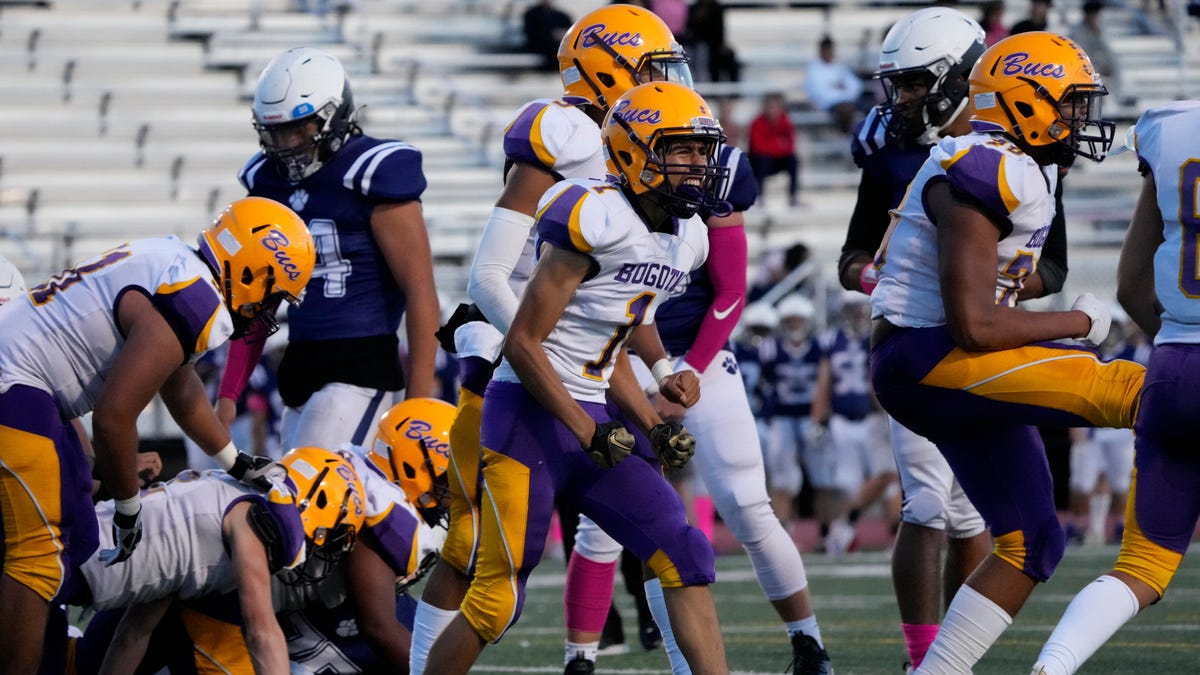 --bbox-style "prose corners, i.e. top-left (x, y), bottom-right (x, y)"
top-left (818, 328), bottom-right (873, 420)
